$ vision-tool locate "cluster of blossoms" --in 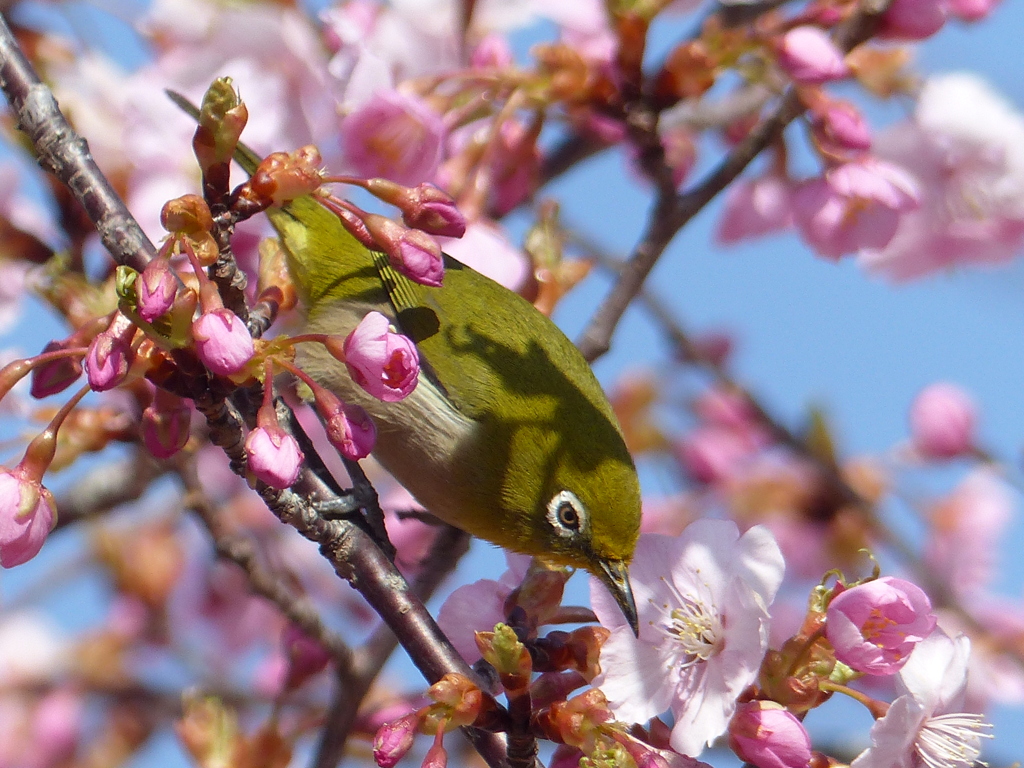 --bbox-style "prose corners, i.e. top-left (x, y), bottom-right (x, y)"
top-left (0, 78), bottom-right (456, 563)
top-left (0, 0), bottom-right (1017, 766)
top-left (374, 521), bottom-right (991, 768)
